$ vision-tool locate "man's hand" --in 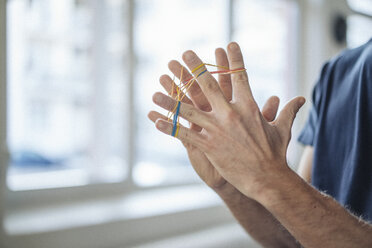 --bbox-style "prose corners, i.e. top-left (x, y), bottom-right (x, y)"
top-left (149, 46), bottom-right (281, 191)
top-left (150, 42), bottom-right (305, 200)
